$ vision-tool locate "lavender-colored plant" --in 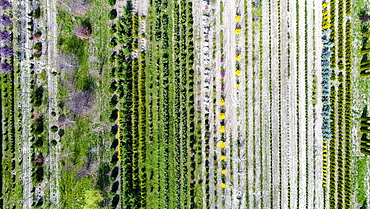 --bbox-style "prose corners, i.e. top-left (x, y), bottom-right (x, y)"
top-left (0, 14), bottom-right (12, 26)
top-left (0, 45), bottom-right (13, 57)
top-left (0, 0), bottom-right (12, 10)
top-left (0, 62), bottom-right (13, 73)
top-left (0, 30), bottom-right (10, 42)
